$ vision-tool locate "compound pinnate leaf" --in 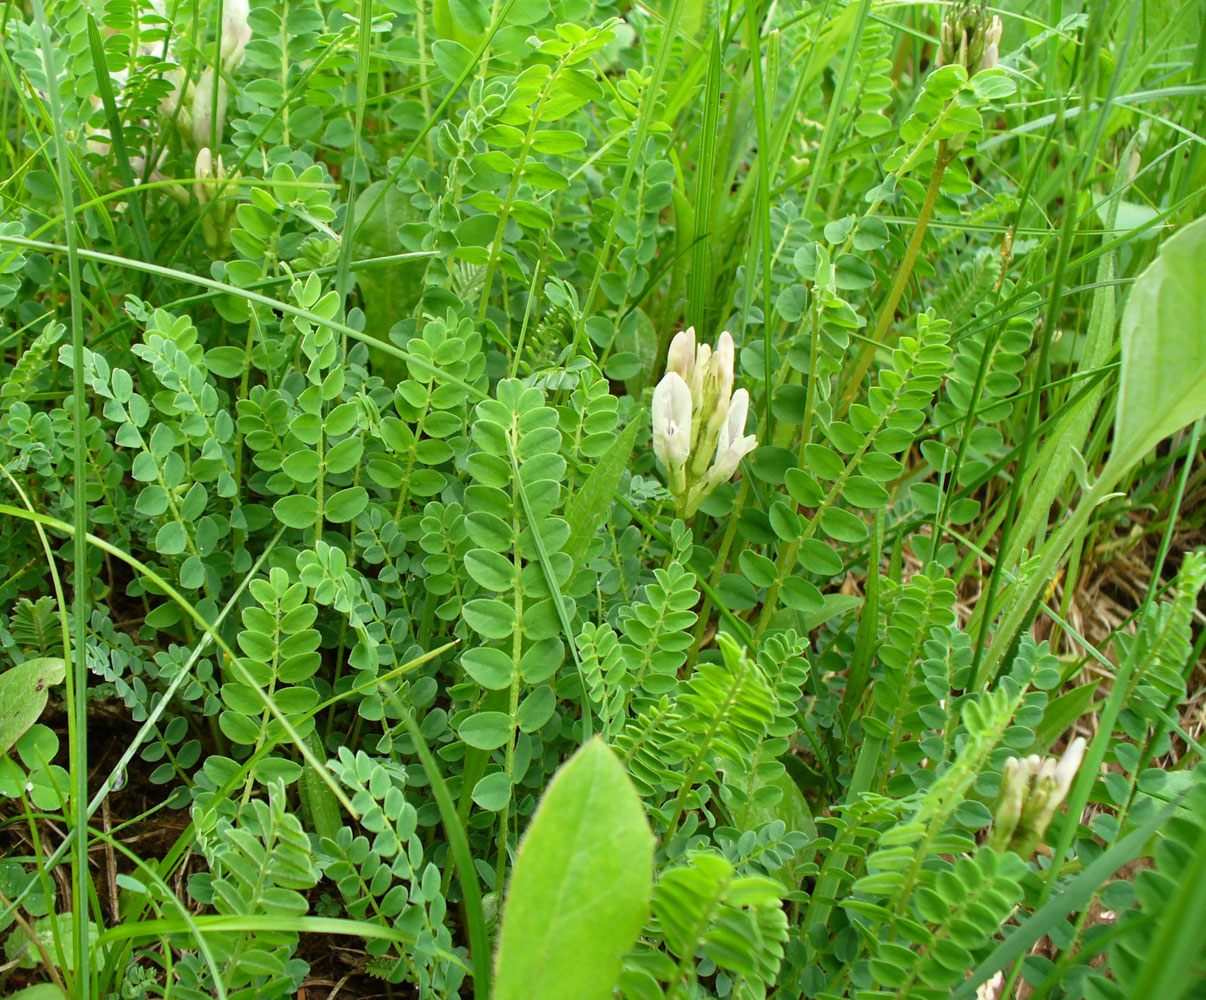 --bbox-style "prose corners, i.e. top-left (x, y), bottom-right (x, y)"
top-left (564, 419), bottom-right (640, 577)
